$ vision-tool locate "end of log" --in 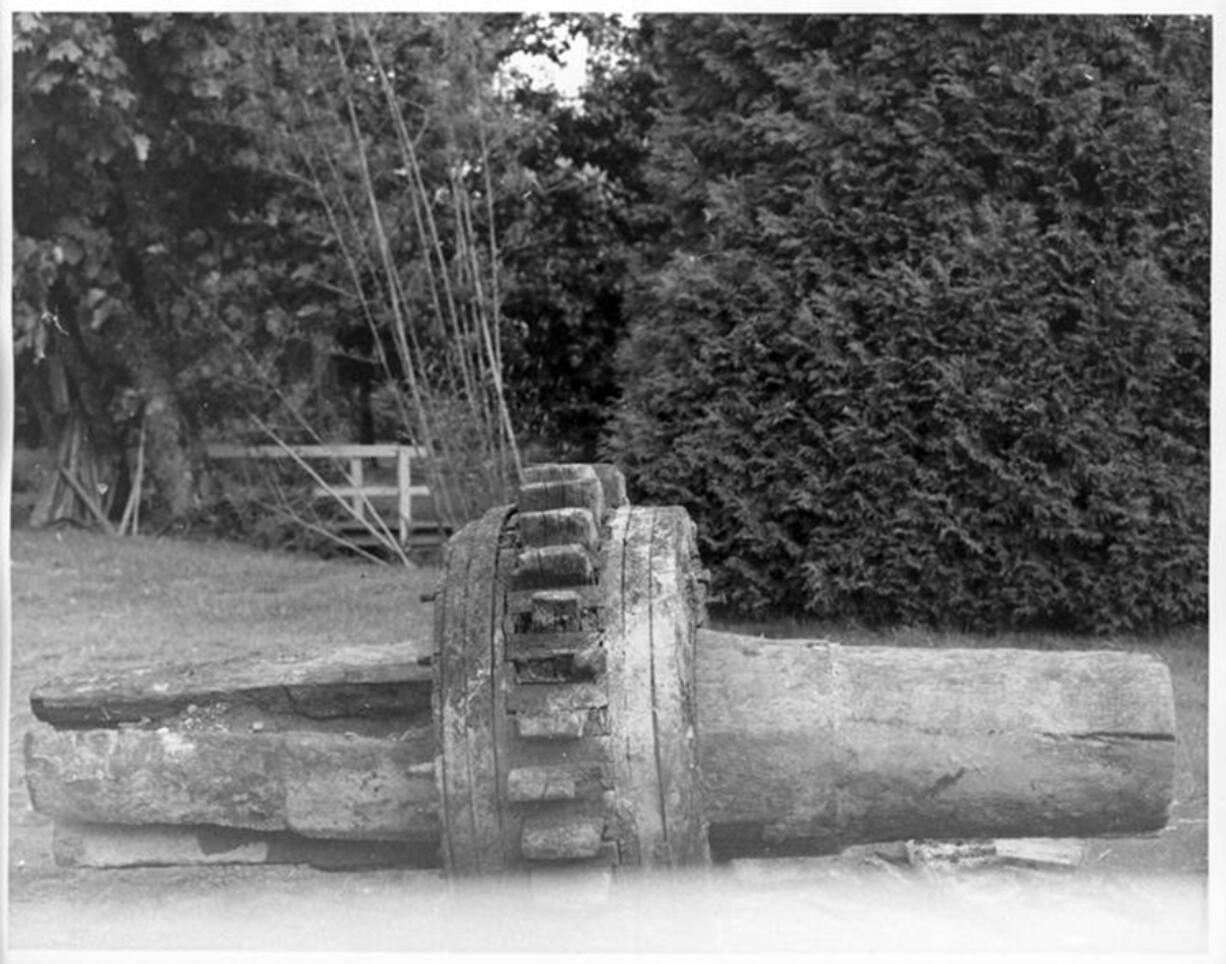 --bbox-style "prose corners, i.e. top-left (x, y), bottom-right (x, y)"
top-left (696, 634), bottom-right (1178, 857)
